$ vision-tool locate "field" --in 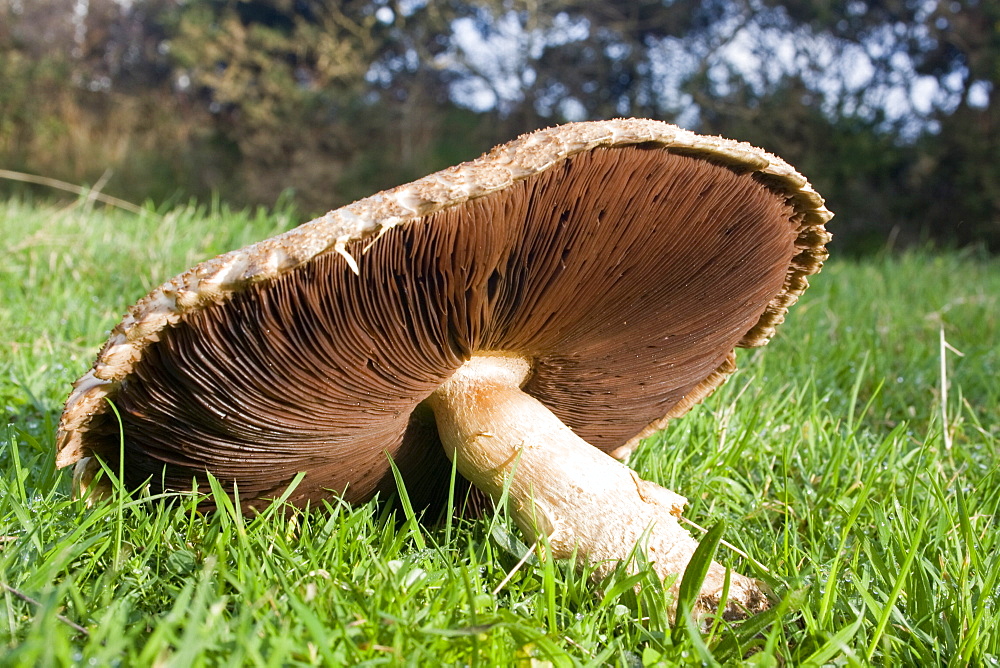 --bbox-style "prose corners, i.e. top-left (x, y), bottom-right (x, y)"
top-left (1, 198), bottom-right (998, 665)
